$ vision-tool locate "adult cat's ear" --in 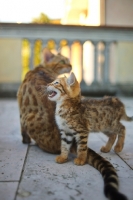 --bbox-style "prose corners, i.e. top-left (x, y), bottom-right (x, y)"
top-left (67, 72), bottom-right (76, 86)
top-left (57, 47), bottom-right (61, 54)
top-left (42, 47), bottom-right (54, 63)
